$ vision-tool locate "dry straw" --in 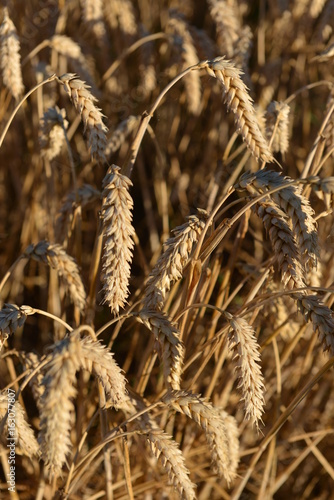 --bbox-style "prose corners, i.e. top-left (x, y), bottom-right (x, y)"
top-left (101, 165), bottom-right (135, 314)
top-left (0, 7), bottom-right (24, 101)
top-left (56, 73), bottom-right (108, 163)
top-left (202, 57), bottom-right (273, 162)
